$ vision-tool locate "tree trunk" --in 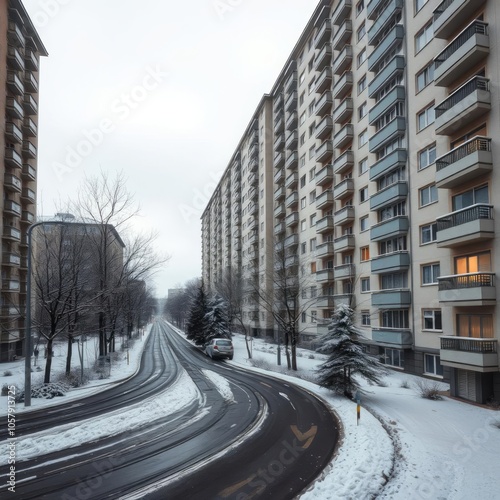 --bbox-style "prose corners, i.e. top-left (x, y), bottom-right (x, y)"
top-left (99, 311), bottom-right (106, 356)
top-left (65, 334), bottom-right (72, 376)
top-left (291, 335), bottom-right (297, 371)
top-left (44, 338), bottom-right (54, 384)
